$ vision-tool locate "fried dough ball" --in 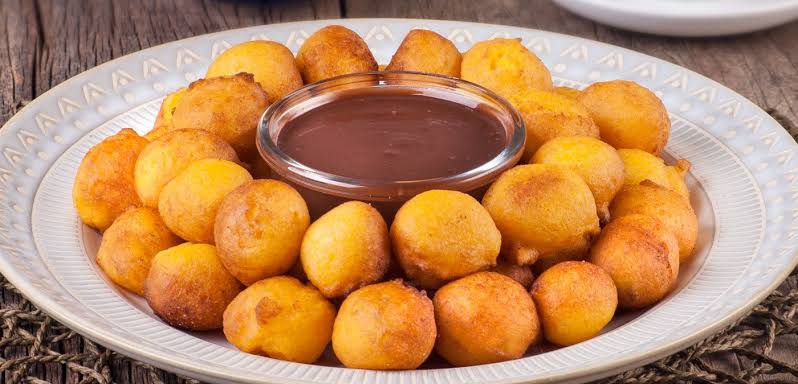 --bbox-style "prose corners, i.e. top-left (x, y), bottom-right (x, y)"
top-left (482, 164), bottom-right (600, 266)
top-left (158, 159), bottom-right (252, 243)
top-left (301, 201), bottom-right (390, 298)
top-left (530, 261), bottom-right (617, 346)
top-left (532, 136), bottom-right (625, 222)
top-left (665, 159), bottom-right (692, 200)
top-left (618, 149), bottom-right (692, 199)
top-left (617, 148), bottom-right (670, 188)
top-left (610, 182), bottom-right (698, 262)
top-left (145, 243), bottom-right (242, 330)
top-left (296, 25), bottom-right (378, 84)
top-left (332, 280), bottom-right (436, 370)
top-left (578, 80), bottom-right (670, 155)
top-left (215, 180), bottom-right (310, 286)
top-left (589, 214), bottom-right (679, 309)
top-left (134, 129), bottom-right (239, 208)
top-left (73, 128), bottom-right (148, 232)
top-left (206, 41), bottom-right (303, 103)
top-left (223, 276), bottom-right (336, 363)
top-left (509, 90), bottom-right (599, 160)
top-left (386, 29), bottom-right (461, 77)
top-left (171, 73), bottom-right (269, 160)
top-left (434, 272), bottom-right (540, 366)
top-left (461, 38), bottom-right (552, 100)
top-left (554, 86), bottom-right (581, 99)
top-left (391, 190), bottom-right (500, 289)
top-left (147, 87), bottom-right (187, 141)
top-left (96, 207), bottom-right (182, 296)
top-left (490, 260), bottom-right (535, 288)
